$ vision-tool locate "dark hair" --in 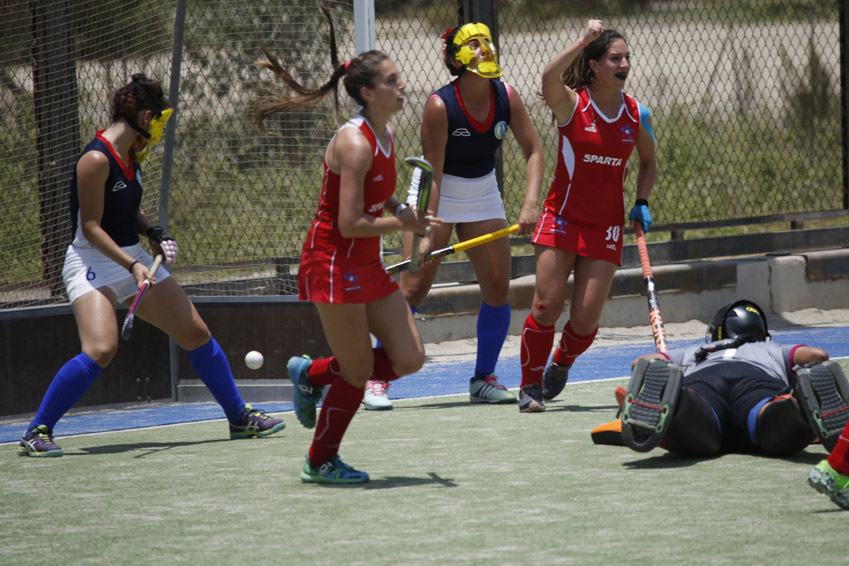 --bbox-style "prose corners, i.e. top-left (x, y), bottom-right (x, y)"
top-left (252, 4), bottom-right (389, 131)
top-left (442, 26), bottom-right (464, 77)
top-left (109, 73), bottom-right (169, 123)
top-left (562, 29), bottom-right (627, 89)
